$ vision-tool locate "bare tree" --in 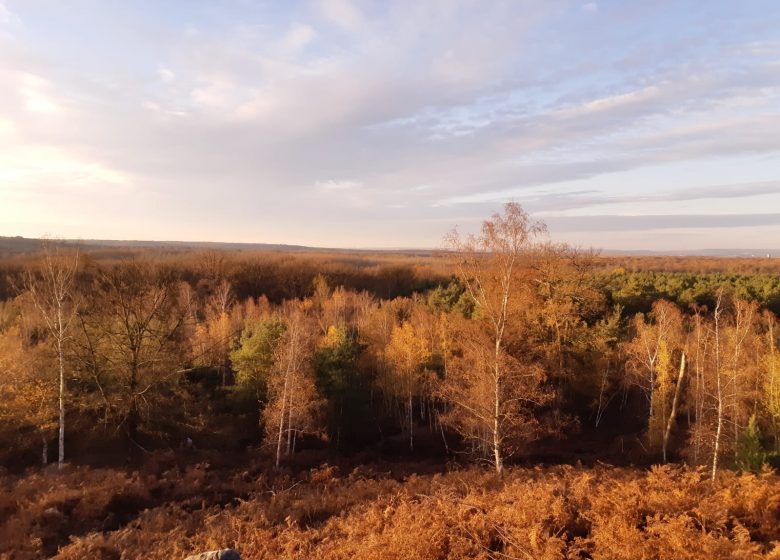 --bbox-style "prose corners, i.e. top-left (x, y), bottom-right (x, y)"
top-left (24, 241), bottom-right (80, 468)
top-left (77, 261), bottom-right (189, 442)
